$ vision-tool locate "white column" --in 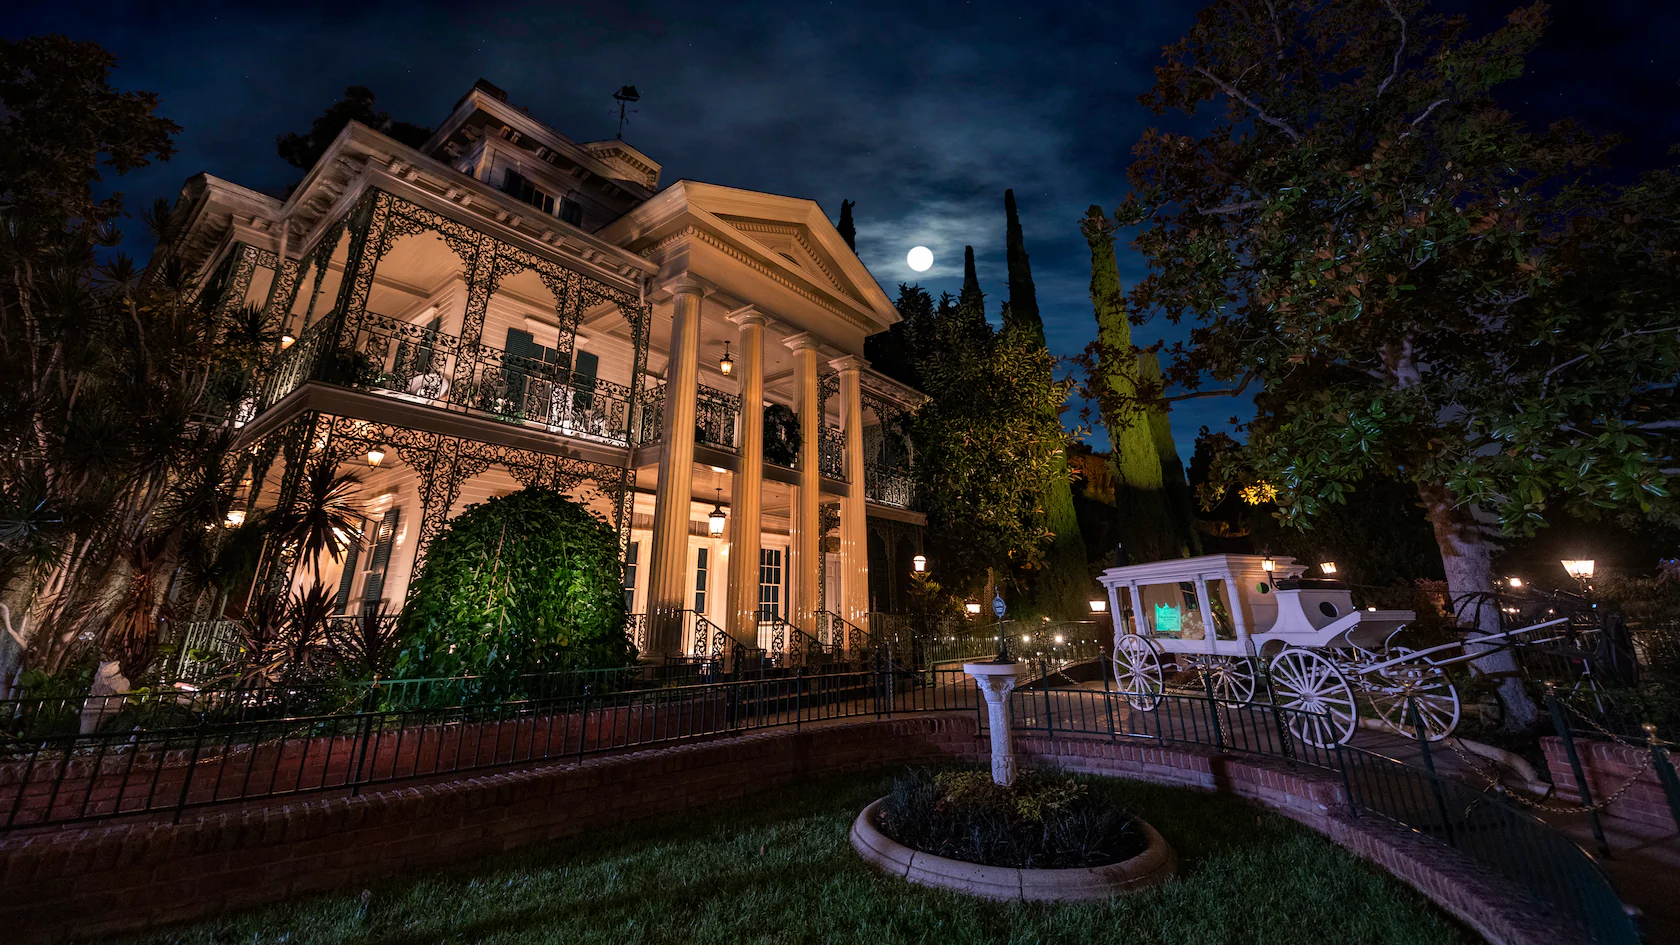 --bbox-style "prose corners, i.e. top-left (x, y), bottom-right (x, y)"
top-left (646, 274), bottom-right (708, 656)
top-left (784, 333), bottom-right (821, 636)
top-left (831, 355), bottom-right (870, 631)
top-left (726, 306), bottom-right (766, 645)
